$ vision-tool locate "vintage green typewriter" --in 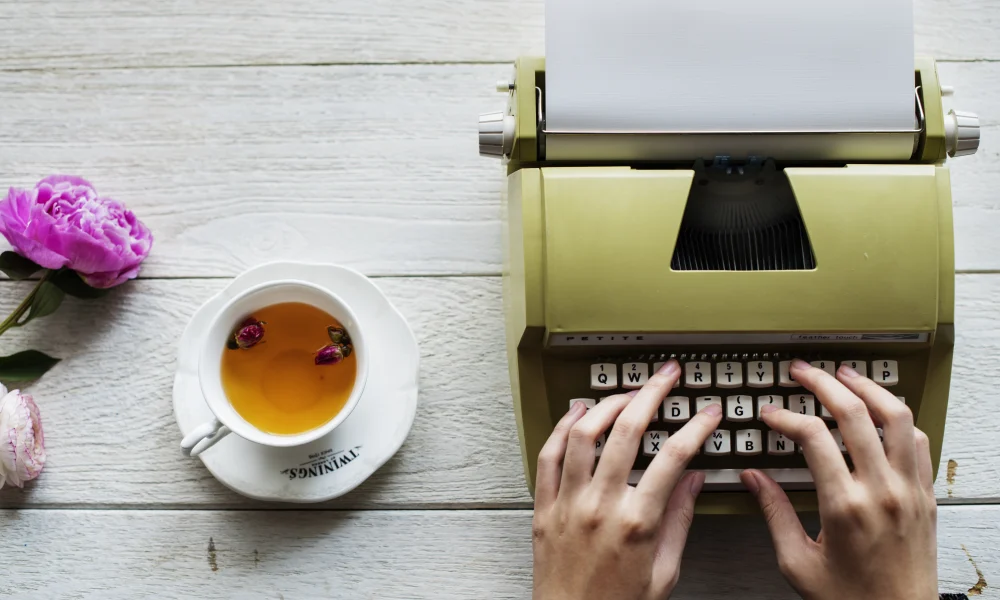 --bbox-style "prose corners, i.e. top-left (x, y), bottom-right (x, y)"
top-left (477, 56), bottom-right (979, 512)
